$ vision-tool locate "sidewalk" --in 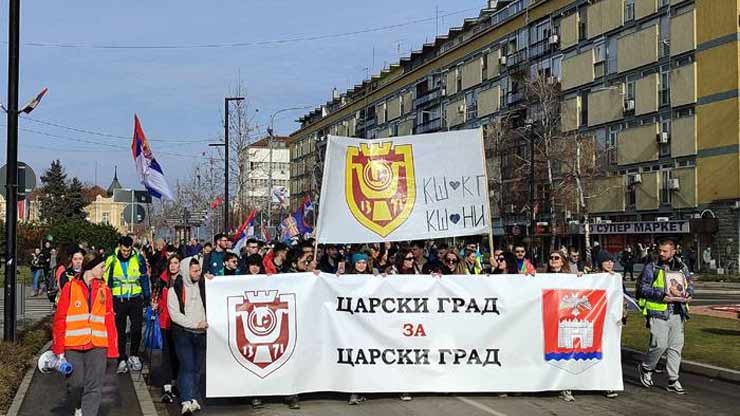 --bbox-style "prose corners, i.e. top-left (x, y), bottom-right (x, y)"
top-left (16, 361), bottom-right (144, 416)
